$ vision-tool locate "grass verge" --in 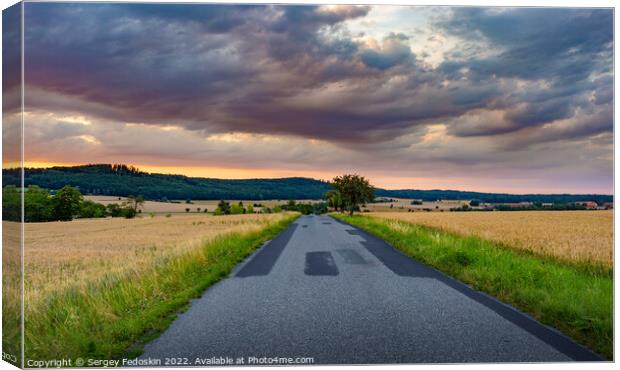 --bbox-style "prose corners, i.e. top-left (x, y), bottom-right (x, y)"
top-left (332, 213), bottom-right (612, 359)
top-left (24, 213), bottom-right (299, 363)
